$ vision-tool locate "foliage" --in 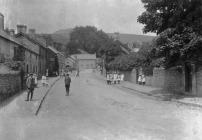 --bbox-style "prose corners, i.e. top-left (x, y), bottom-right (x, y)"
top-left (106, 42), bottom-right (155, 74)
top-left (66, 26), bottom-right (125, 58)
top-left (138, 0), bottom-right (202, 35)
top-left (138, 0), bottom-right (202, 68)
top-left (4, 59), bottom-right (21, 71)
